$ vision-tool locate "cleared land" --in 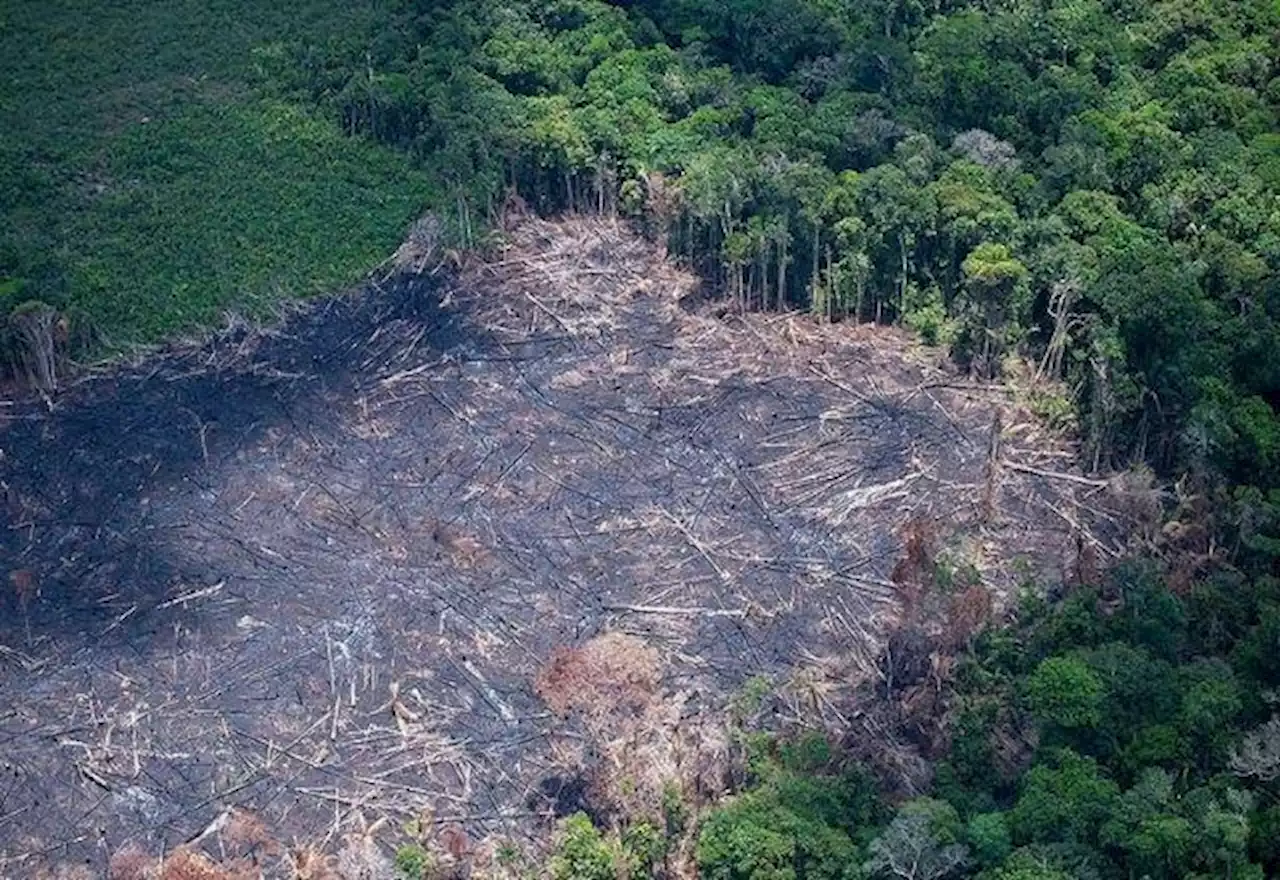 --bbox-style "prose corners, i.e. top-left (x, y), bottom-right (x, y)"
top-left (0, 217), bottom-right (1127, 874)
